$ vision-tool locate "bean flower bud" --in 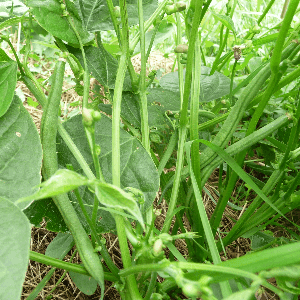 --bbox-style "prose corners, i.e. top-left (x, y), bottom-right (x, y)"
top-left (175, 2), bottom-right (186, 12)
top-left (165, 2), bottom-right (186, 15)
top-left (153, 239), bottom-right (163, 256)
top-left (174, 44), bottom-right (188, 54)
